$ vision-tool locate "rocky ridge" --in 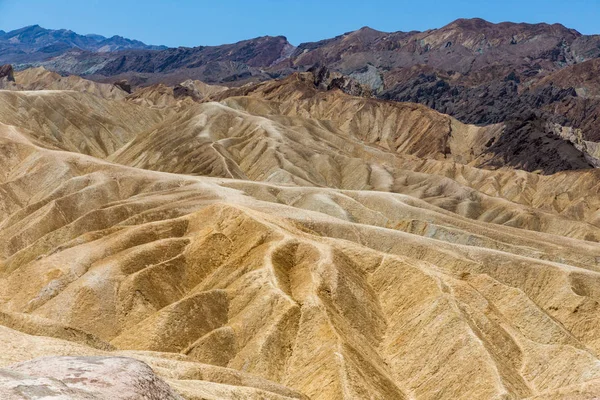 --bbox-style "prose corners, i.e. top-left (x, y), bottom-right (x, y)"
top-left (6, 18), bottom-right (600, 170)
